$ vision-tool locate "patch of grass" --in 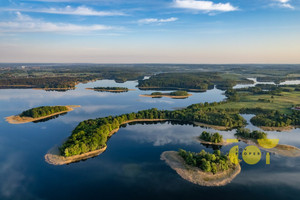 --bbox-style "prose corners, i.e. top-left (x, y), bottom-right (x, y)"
top-left (215, 91), bottom-right (300, 114)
